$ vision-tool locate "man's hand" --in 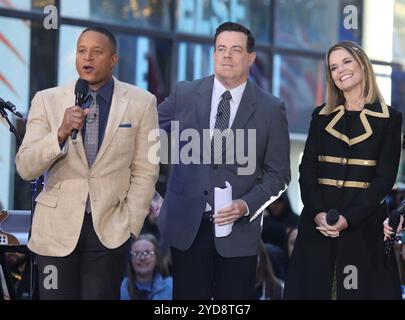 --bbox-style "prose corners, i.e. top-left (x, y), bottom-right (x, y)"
top-left (149, 192), bottom-right (163, 221)
top-left (57, 106), bottom-right (91, 144)
top-left (314, 212), bottom-right (348, 238)
top-left (214, 199), bottom-right (248, 226)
